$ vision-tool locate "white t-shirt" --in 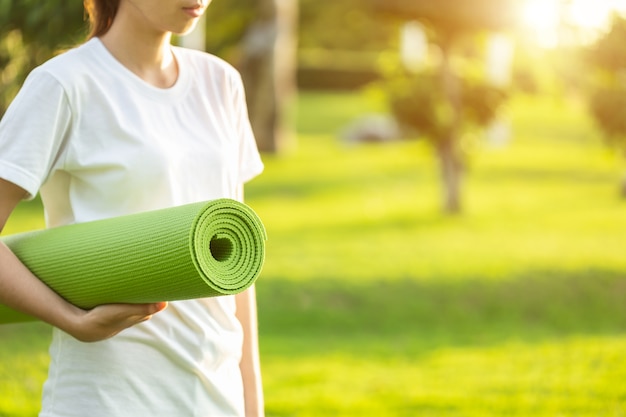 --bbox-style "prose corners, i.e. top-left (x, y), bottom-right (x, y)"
top-left (0, 38), bottom-right (264, 417)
